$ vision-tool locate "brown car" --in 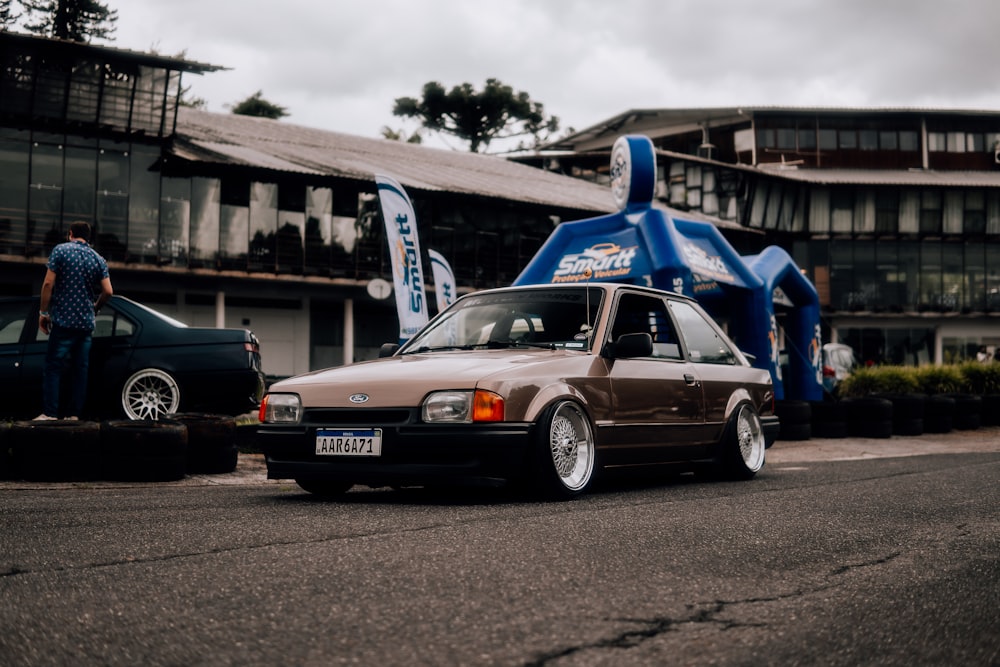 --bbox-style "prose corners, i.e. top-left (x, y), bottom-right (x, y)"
top-left (258, 283), bottom-right (779, 499)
